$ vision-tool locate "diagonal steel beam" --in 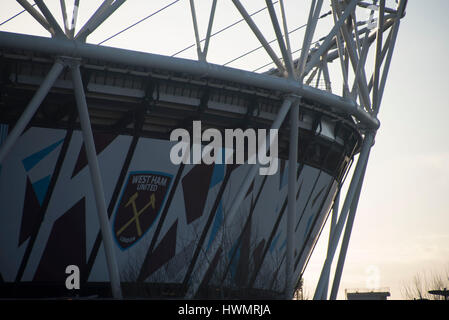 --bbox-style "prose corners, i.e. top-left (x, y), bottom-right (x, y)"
top-left (34, 0), bottom-right (66, 38)
top-left (321, 54), bottom-right (332, 92)
top-left (313, 131), bottom-right (374, 300)
top-left (377, 0), bottom-right (407, 112)
top-left (202, 0), bottom-right (218, 61)
top-left (16, 0), bottom-right (53, 35)
top-left (321, 191), bottom-right (339, 299)
top-left (331, 7), bottom-right (350, 97)
top-left (329, 154), bottom-right (367, 300)
top-left (76, 0), bottom-right (126, 42)
top-left (297, 0), bottom-right (323, 79)
top-left (279, 0), bottom-right (292, 66)
top-left (0, 61), bottom-right (64, 164)
top-left (188, 0), bottom-right (217, 61)
top-left (189, 0), bottom-right (203, 61)
top-left (60, 0), bottom-right (70, 36)
top-left (331, 0), bottom-right (371, 110)
top-left (265, 0), bottom-right (295, 77)
top-left (305, 66), bottom-right (319, 86)
top-left (303, 0), bottom-right (359, 76)
top-left (367, 28), bottom-right (392, 91)
top-left (351, 11), bottom-right (362, 56)
top-left (315, 66), bottom-right (322, 88)
top-left (372, 0), bottom-right (386, 114)
top-left (319, 15), bottom-right (395, 68)
top-left (76, 0), bottom-right (114, 39)
top-left (70, 0), bottom-right (80, 39)
top-left (351, 26), bottom-right (372, 103)
top-left (232, 0), bottom-right (286, 75)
